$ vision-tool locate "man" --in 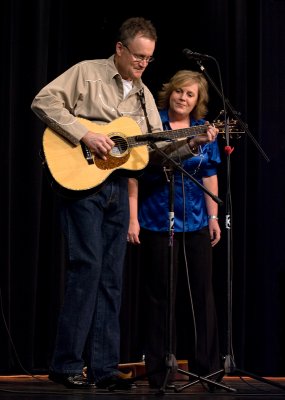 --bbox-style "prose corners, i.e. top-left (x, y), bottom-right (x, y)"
top-left (31, 17), bottom-right (162, 390)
